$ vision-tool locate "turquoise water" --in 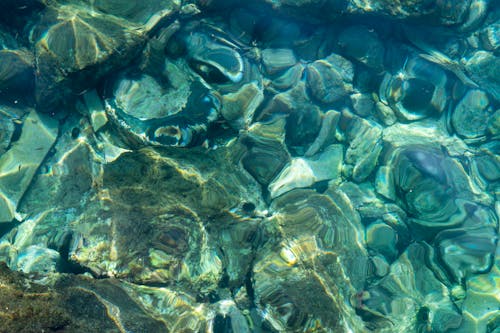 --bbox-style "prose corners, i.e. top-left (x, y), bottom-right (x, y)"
top-left (0, 0), bottom-right (498, 332)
